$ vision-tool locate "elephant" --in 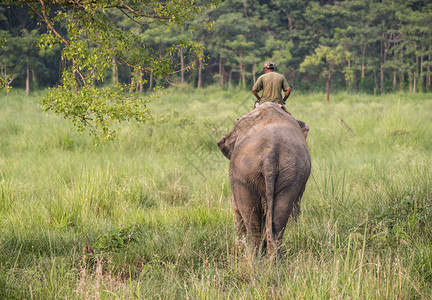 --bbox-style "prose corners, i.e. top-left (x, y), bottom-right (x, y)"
top-left (217, 102), bottom-right (311, 255)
